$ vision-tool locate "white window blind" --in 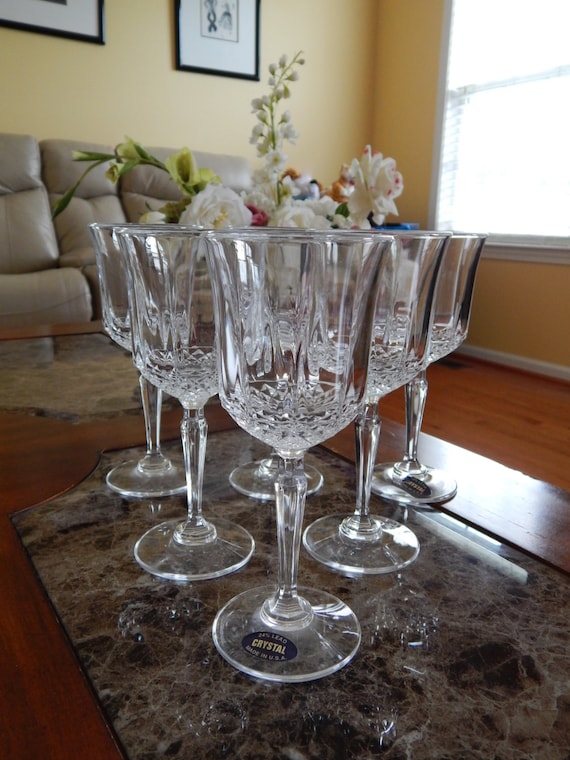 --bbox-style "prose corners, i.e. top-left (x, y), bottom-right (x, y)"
top-left (433, 0), bottom-right (570, 247)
